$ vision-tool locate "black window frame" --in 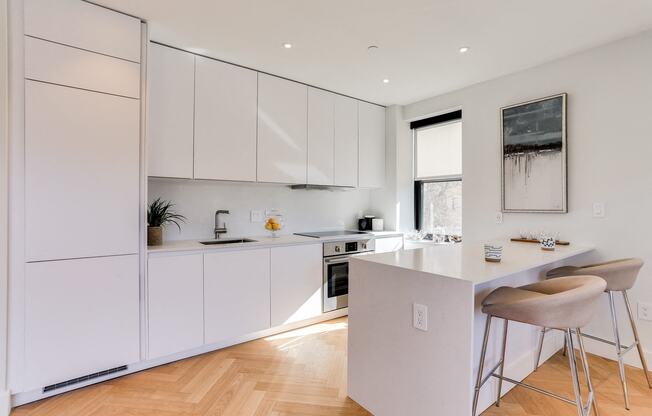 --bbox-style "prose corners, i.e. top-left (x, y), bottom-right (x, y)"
top-left (412, 110), bottom-right (462, 232)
